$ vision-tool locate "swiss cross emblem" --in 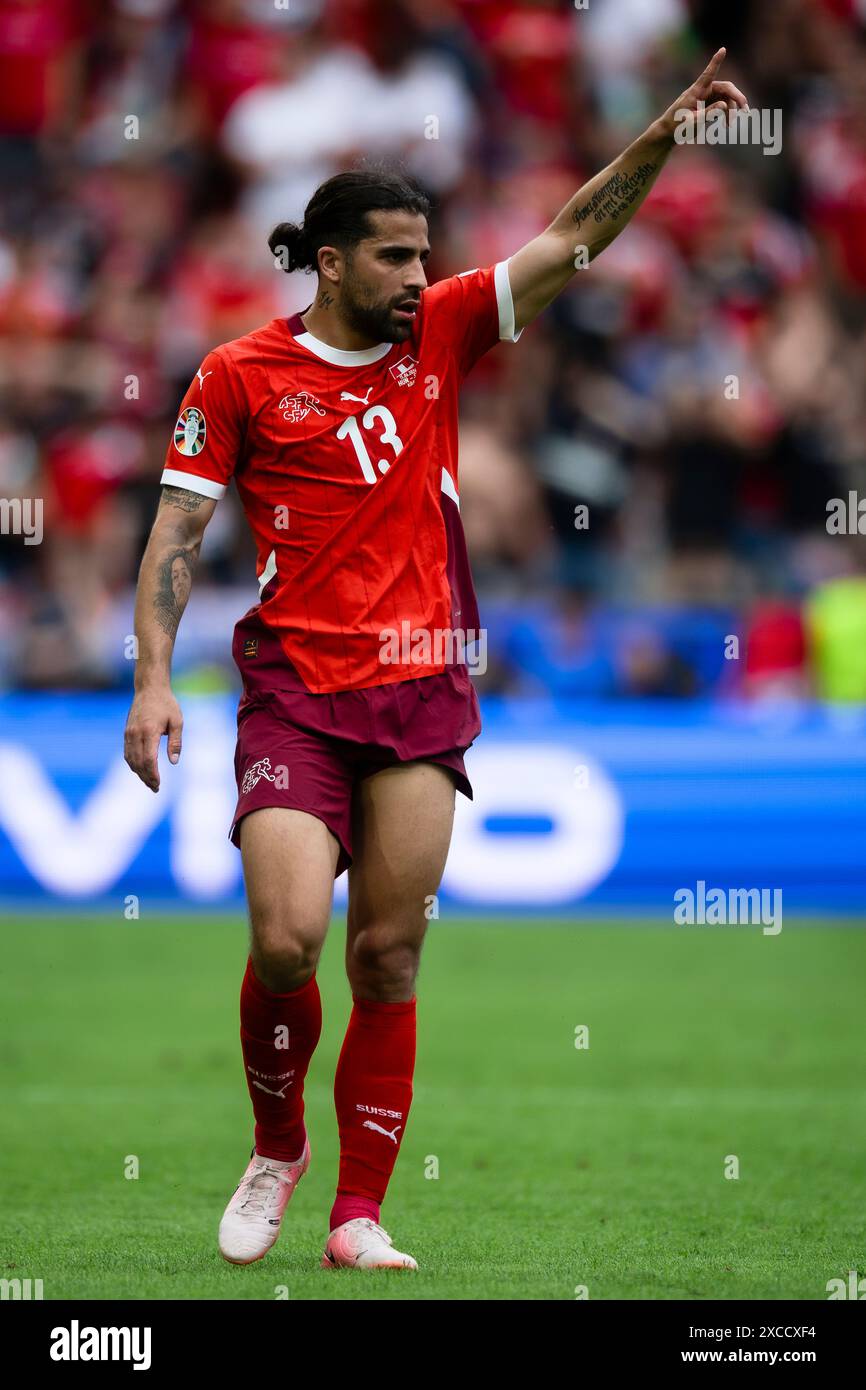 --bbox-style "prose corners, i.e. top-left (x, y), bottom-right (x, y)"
top-left (389, 355), bottom-right (418, 388)
top-left (279, 391), bottom-right (327, 423)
